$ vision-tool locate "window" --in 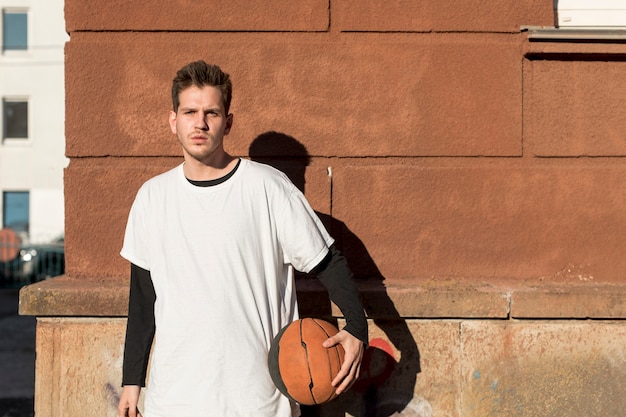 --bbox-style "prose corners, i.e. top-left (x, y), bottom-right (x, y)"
top-left (2, 191), bottom-right (29, 235)
top-left (3, 99), bottom-right (28, 140)
top-left (2, 9), bottom-right (27, 51)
